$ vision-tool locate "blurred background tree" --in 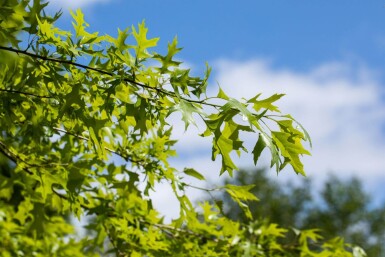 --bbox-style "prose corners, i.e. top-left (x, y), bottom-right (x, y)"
top-left (211, 169), bottom-right (385, 257)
